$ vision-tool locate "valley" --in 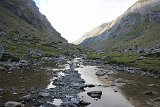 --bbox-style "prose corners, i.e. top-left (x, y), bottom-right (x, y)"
top-left (0, 0), bottom-right (160, 107)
